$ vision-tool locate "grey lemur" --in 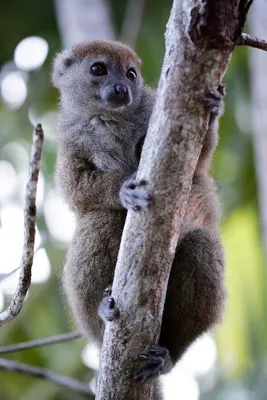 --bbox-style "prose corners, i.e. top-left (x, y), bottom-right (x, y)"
top-left (52, 40), bottom-right (225, 399)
